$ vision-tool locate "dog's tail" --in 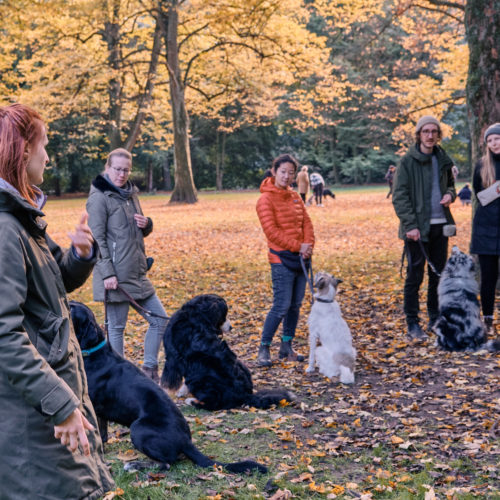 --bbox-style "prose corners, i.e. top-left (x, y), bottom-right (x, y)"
top-left (182, 442), bottom-right (267, 474)
top-left (485, 338), bottom-right (500, 352)
top-left (247, 389), bottom-right (295, 409)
